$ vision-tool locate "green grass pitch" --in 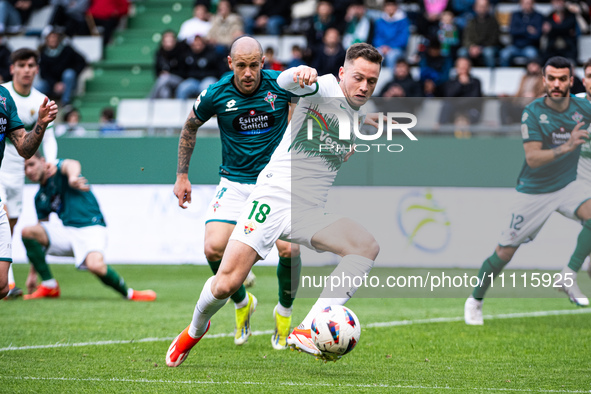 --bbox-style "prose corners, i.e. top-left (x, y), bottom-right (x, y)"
top-left (1, 264), bottom-right (591, 393)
